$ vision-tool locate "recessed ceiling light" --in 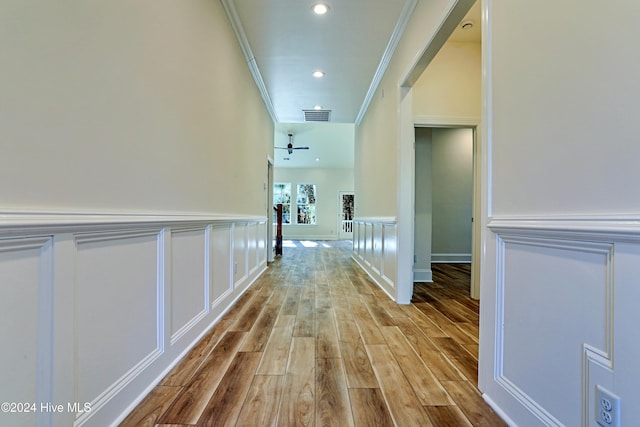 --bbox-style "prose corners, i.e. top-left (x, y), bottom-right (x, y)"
top-left (312, 3), bottom-right (329, 15)
top-left (312, 70), bottom-right (325, 78)
top-left (315, 158), bottom-right (320, 162)
top-left (313, 105), bottom-right (323, 110)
